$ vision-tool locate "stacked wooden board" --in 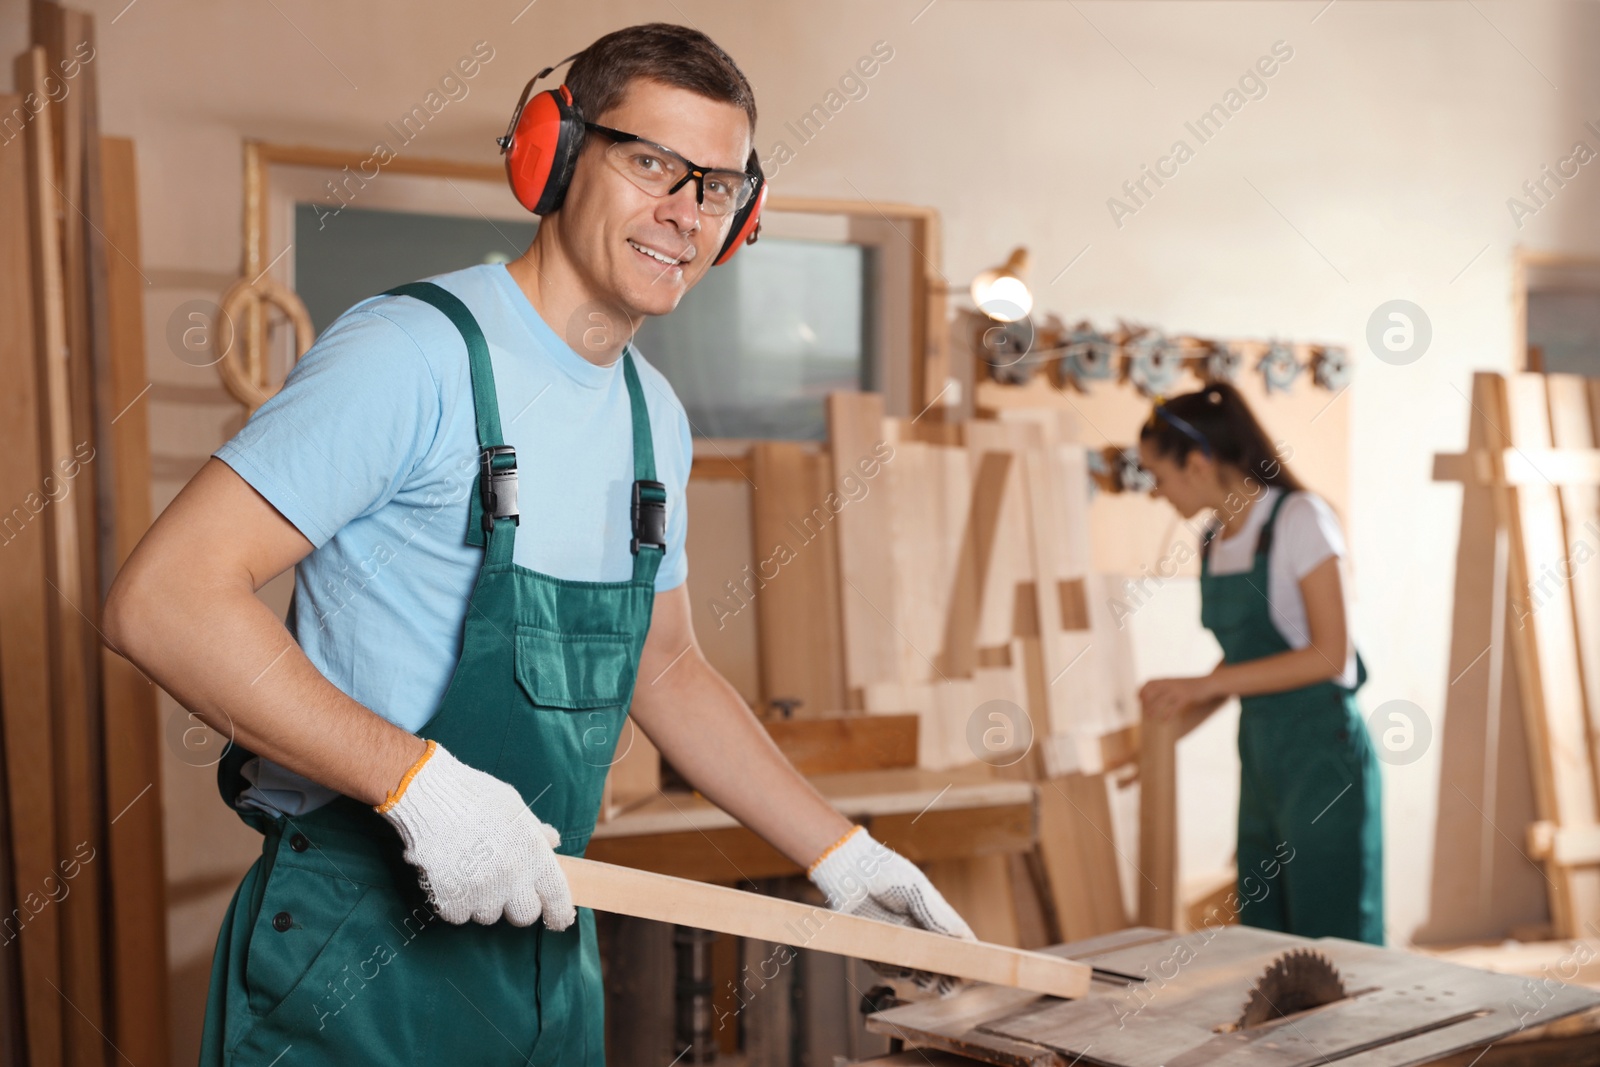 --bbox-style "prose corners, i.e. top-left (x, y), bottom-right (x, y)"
top-left (1434, 372), bottom-right (1600, 939)
top-left (821, 394), bottom-right (1141, 945)
top-left (645, 394), bottom-right (1145, 945)
top-left (824, 397), bottom-right (1137, 769)
top-left (0, 4), bottom-right (169, 1064)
